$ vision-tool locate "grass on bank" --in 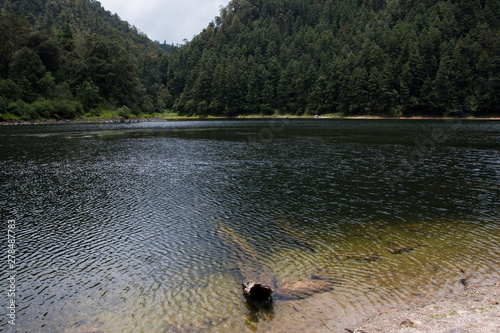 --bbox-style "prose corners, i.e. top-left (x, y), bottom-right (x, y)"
top-left (2, 100), bottom-right (498, 124)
